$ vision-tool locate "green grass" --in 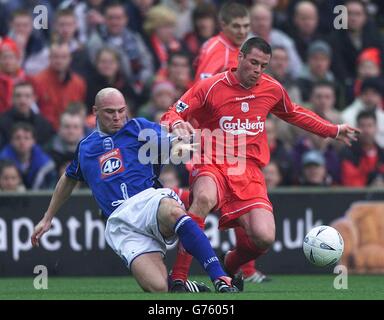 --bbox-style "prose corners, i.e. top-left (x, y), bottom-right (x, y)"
top-left (1, 275), bottom-right (383, 300)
